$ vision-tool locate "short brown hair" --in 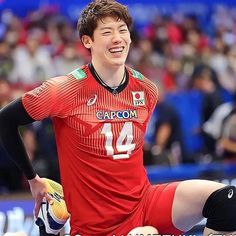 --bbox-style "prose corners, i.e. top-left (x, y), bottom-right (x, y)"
top-left (77, 0), bottom-right (132, 40)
